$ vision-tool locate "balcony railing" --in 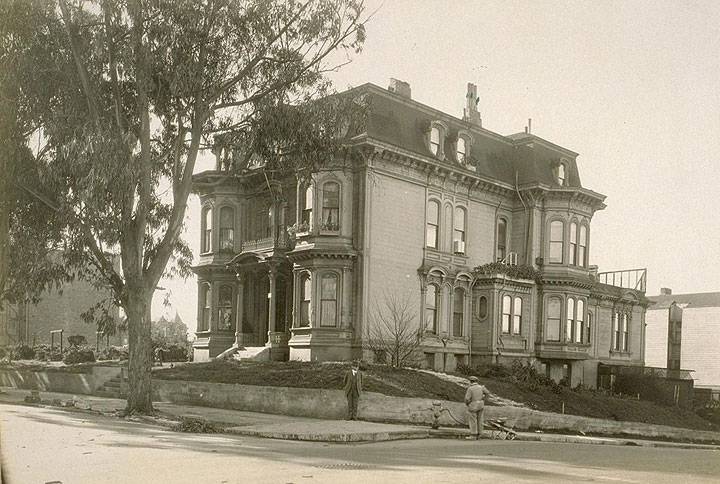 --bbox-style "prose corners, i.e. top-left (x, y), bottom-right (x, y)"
top-left (240, 229), bottom-right (292, 253)
top-left (597, 268), bottom-right (647, 293)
